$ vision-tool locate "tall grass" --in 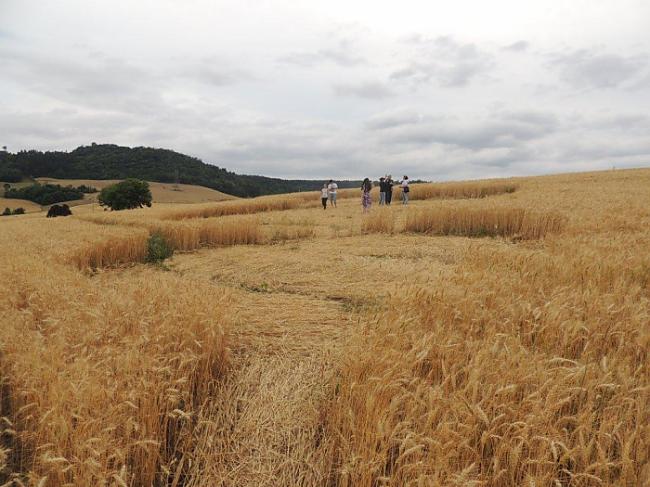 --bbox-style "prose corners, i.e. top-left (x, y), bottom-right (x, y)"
top-left (322, 239), bottom-right (649, 486)
top-left (404, 207), bottom-right (564, 239)
top-left (71, 232), bottom-right (150, 268)
top-left (361, 208), bottom-right (395, 234)
top-left (164, 194), bottom-right (317, 220)
top-left (71, 216), bottom-right (262, 268)
top-left (0, 261), bottom-right (231, 485)
top-left (1, 168), bottom-right (648, 486)
top-left (151, 216), bottom-right (262, 251)
top-left (396, 181), bottom-right (517, 201)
